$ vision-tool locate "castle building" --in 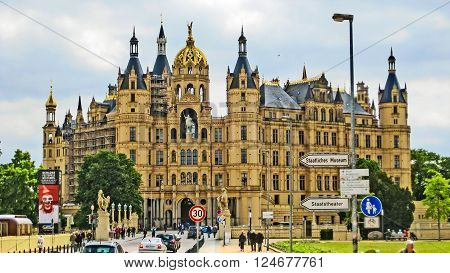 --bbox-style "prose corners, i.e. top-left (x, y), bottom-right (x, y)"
top-left (42, 23), bottom-right (411, 229)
